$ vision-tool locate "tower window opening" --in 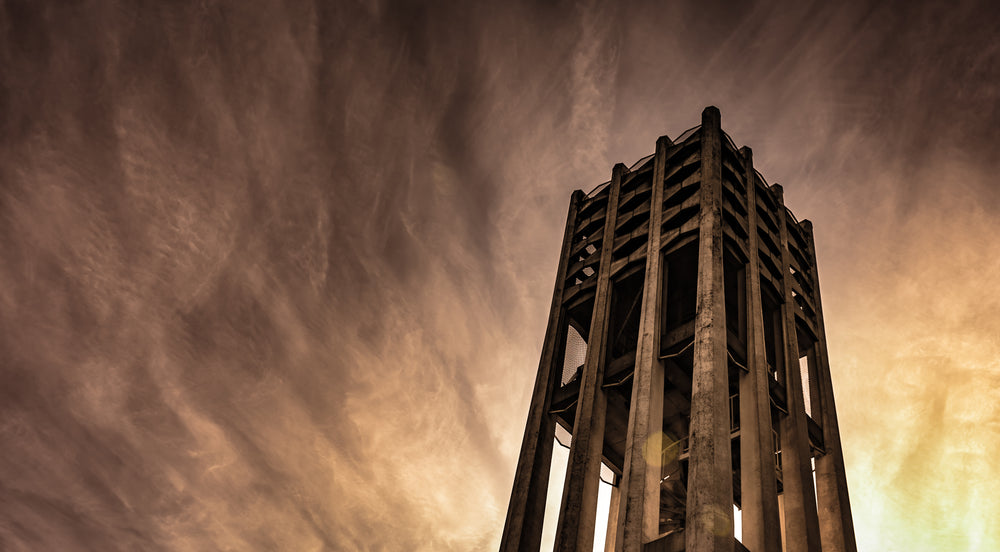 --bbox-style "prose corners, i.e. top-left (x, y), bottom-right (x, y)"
top-left (773, 424), bottom-right (782, 476)
top-left (761, 284), bottom-right (784, 384)
top-left (730, 393), bottom-right (740, 432)
top-left (662, 242), bottom-right (698, 341)
top-left (724, 253), bottom-right (747, 347)
top-left (608, 270), bottom-right (645, 361)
